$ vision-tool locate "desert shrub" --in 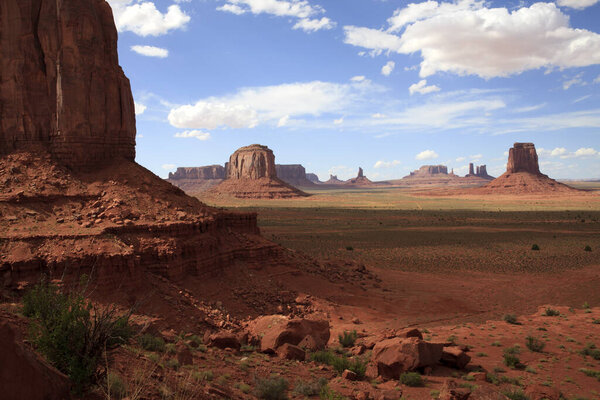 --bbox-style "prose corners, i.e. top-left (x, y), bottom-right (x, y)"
top-left (584, 245), bottom-right (592, 252)
top-left (106, 372), bottom-right (127, 399)
top-left (583, 302), bottom-right (590, 309)
top-left (501, 389), bottom-right (530, 400)
top-left (504, 314), bottom-right (519, 325)
top-left (319, 386), bottom-right (345, 400)
top-left (193, 370), bottom-right (214, 382)
top-left (255, 375), bottom-right (289, 400)
top-left (309, 350), bottom-right (366, 378)
top-left (503, 346), bottom-right (523, 369)
top-left (237, 383), bottom-right (252, 394)
top-left (579, 368), bottom-right (600, 381)
top-left (338, 330), bottom-right (358, 348)
top-left (138, 333), bottom-right (166, 352)
top-left (580, 343), bottom-right (600, 360)
top-left (525, 336), bottom-right (545, 353)
top-left (542, 308), bottom-right (560, 317)
top-left (165, 343), bottom-right (177, 355)
top-left (293, 378), bottom-right (328, 397)
top-left (593, 319), bottom-right (600, 324)
top-left (531, 244), bottom-right (540, 251)
top-left (346, 246), bottom-right (354, 251)
top-left (399, 372), bottom-right (424, 387)
top-left (23, 280), bottom-right (132, 392)
top-left (165, 358), bottom-right (179, 370)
